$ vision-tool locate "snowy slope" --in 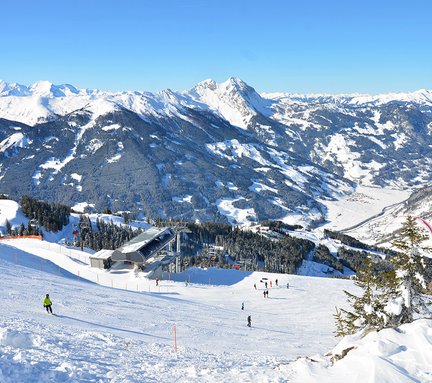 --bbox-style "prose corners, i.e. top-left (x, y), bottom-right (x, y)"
top-left (0, 241), bottom-right (352, 382)
top-left (318, 186), bottom-right (411, 232)
top-left (284, 319), bottom-right (432, 383)
top-left (0, 196), bottom-right (431, 381)
top-left (0, 200), bottom-right (29, 234)
top-left (319, 185), bottom-right (432, 248)
top-left (1, 238), bottom-right (431, 382)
